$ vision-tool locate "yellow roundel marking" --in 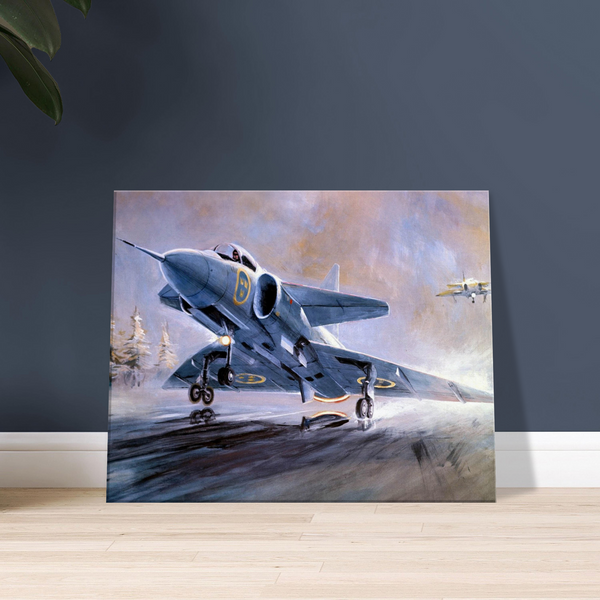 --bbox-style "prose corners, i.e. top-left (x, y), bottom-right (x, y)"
top-left (236, 373), bottom-right (266, 385)
top-left (357, 377), bottom-right (396, 389)
top-left (233, 268), bottom-right (251, 305)
top-left (314, 394), bottom-right (351, 403)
